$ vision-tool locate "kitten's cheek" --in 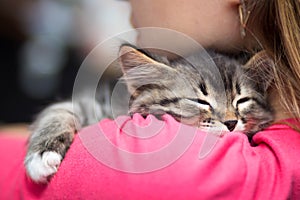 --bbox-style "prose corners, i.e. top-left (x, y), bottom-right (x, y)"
top-left (243, 118), bottom-right (260, 133)
top-left (179, 117), bottom-right (200, 127)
